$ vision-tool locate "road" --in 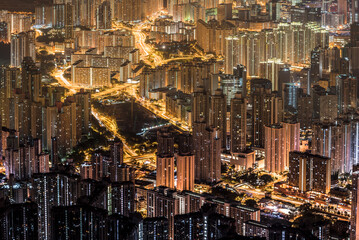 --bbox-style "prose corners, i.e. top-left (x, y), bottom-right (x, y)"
top-left (52, 66), bottom-right (79, 95)
top-left (93, 105), bottom-right (156, 168)
top-left (51, 66), bottom-right (142, 159)
top-left (95, 80), bottom-right (191, 132)
top-left (229, 183), bottom-right (350, 219)
top-left (129, 94), bottom-right (191, 132)
top-left (113, 21), bottom-right (214, 68)
top-left (112, 22), bottom-right (162, 67)
top-left (91, 83), bottom-right (132, 99)
top-left (91, 107), bottom-right (136, 156)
